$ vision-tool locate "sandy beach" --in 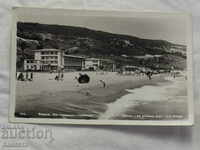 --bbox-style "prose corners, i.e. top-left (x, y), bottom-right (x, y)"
top-left (15, 72), bottom-right (188, 120)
